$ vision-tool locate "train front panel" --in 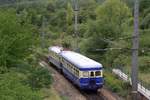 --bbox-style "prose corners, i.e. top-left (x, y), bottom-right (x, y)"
top-left (78, 69), bottom-right (104, 90)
